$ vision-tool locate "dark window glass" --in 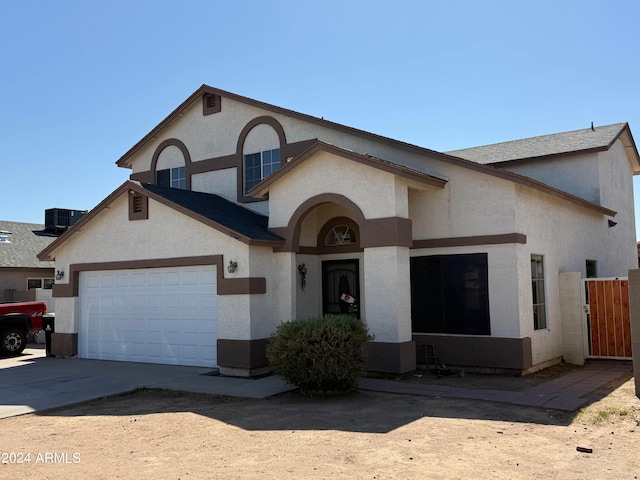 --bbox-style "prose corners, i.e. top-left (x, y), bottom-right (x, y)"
top-left (244, 148), bottom-right (281, 194)
top-left (410, 253), bottom-right (490, 335)
top-left (531, 254), bottom-right (547, 330)
top-left (156, 169), bottom-right (170, 188)
top-left (586, 260), bottom-right (597, 279)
